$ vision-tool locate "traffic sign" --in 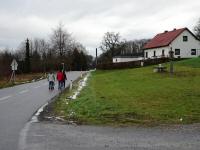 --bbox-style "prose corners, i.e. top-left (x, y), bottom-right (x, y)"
top-left (11, 59), bottom-right (18, 71)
